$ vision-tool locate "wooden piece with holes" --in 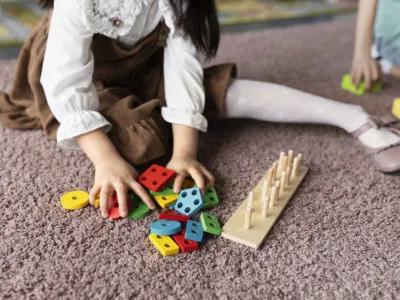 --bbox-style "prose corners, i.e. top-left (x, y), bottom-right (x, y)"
top-left (158, 209), bottom-right (190, 222)
top-left (221, 152), bottom-right (308, 249)
top-left (172, 229), bottom-right (199, 252)
top-left (153, 195), bottom-right (178, 208)
top-left (60, 191), bottom-right (89, 210)
top-left (109, 194), bottom-right (122, 220)
top-left (127, 192), bottom-right (151, 220)
top-left (200, 212), bottom-right (221, 235)
top-left (138, 164), bottom-right (176, 192)
top-left (203, 187), bottom-right (220, 209)
top-left (149, 234), bottom-right (180, 256)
